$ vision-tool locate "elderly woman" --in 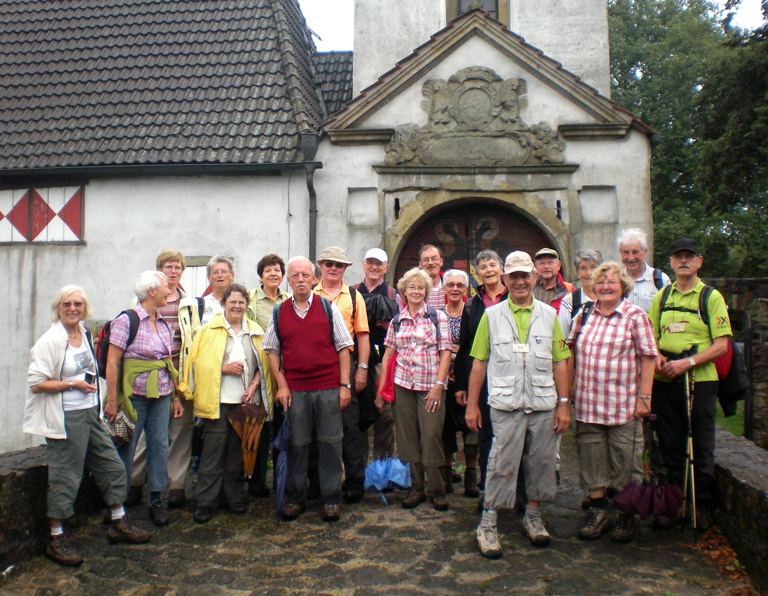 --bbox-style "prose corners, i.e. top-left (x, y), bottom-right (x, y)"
top-left (375, 268), bottom-right (452, 510)
top-left (185, 284), bottom-right (272, 523)
top-left (439, 269), bottom-right (480, 498)
top-left (247, 254), bottom-right (290, 498)
top-left (26, 286), bottom-right (149, 567)
top-left (559, 248), bottom-right (603, 338)
top-left (454, 250), bottom-right (508, 491)
top-left (107, 271), bottom-right (183, 527)
top-left (567, 262), bottom-right (658, 543)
